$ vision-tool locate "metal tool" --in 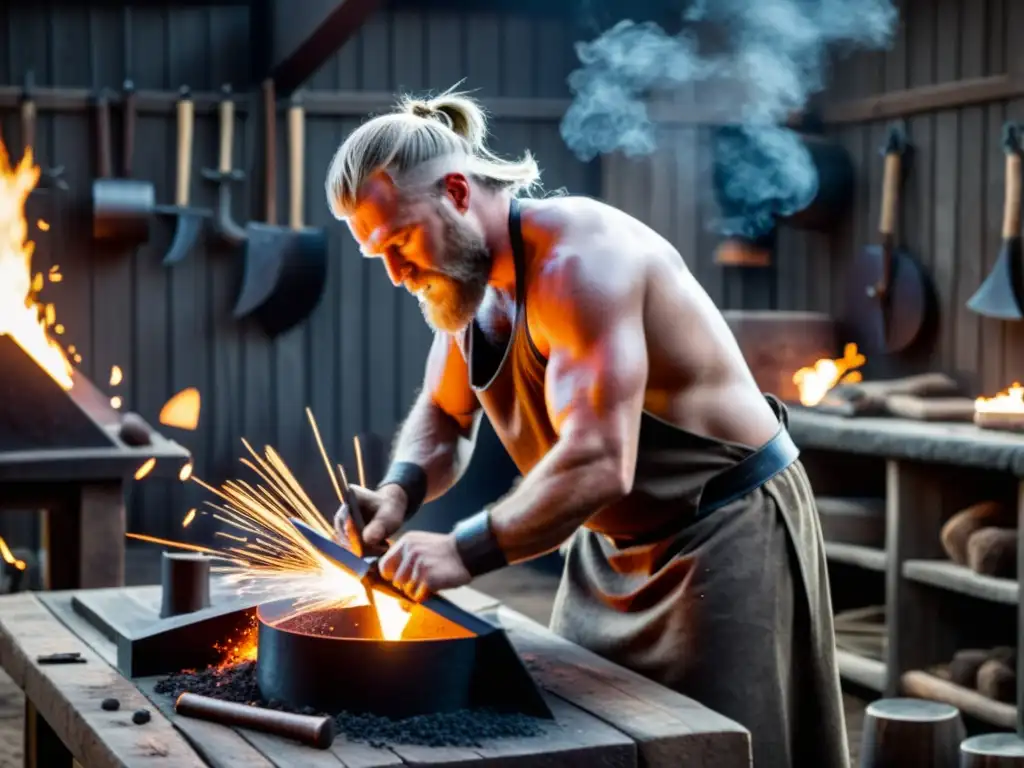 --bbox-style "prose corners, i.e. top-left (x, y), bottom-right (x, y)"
top-left (20, 71), bottom-right (66, 190)
top-left (967, 122), bottom-right (1024, 319)
top-left (845, 121), bottom-right (934, 354)
top-left (233, 84), bottom-right (328, 338)
top-left (201, 85), bottom-right (246, 247)
top-left (156, 86), bottom-right (210, 266)
top-left (92, 81), bottom-right (156, 243)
